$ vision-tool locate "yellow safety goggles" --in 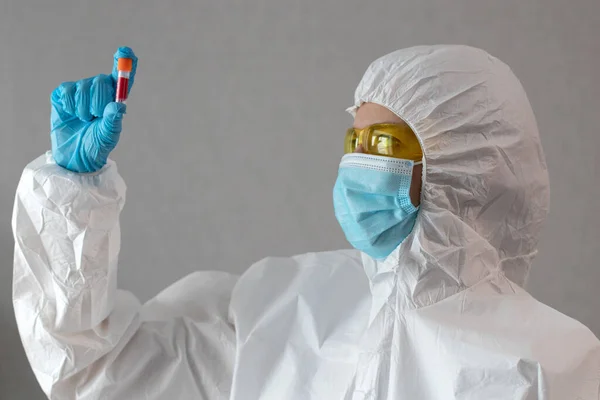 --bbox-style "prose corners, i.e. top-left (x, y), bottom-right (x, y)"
top-left (344, 123), bottom-right (423, 161)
